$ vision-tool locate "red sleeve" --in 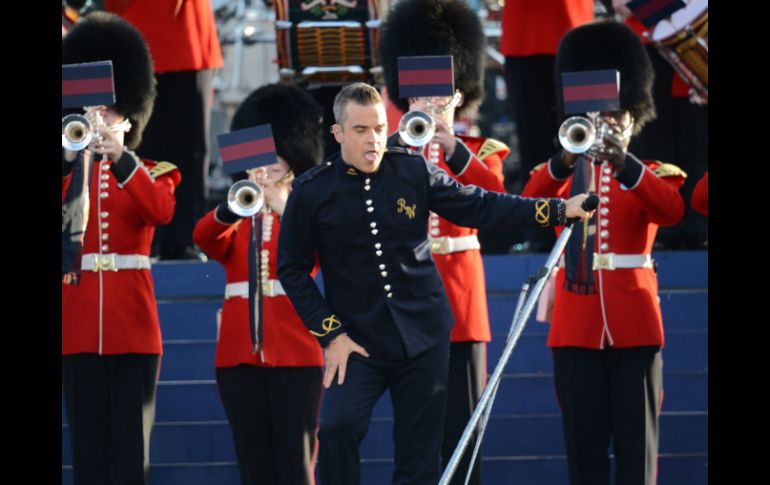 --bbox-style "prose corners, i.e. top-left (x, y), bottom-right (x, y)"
top-left (521, 157), bottom-right (573, 199)
top-left (456, 149), bottom-right (506, 193)
top-left (627, 162), bottom-right (686, 226)
top-left (121, 164), bottom-right (179, 226)
top-left (193, 209), bottom-right (242, 263)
